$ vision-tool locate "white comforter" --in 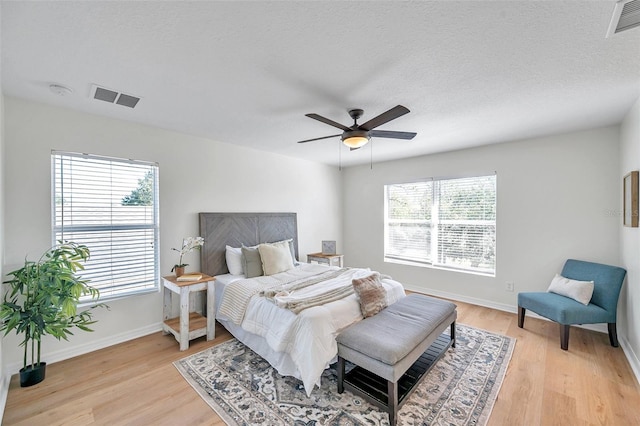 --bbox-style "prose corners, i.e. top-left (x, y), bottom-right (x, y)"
top-left (216, 263), bottom-right (406, 396)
